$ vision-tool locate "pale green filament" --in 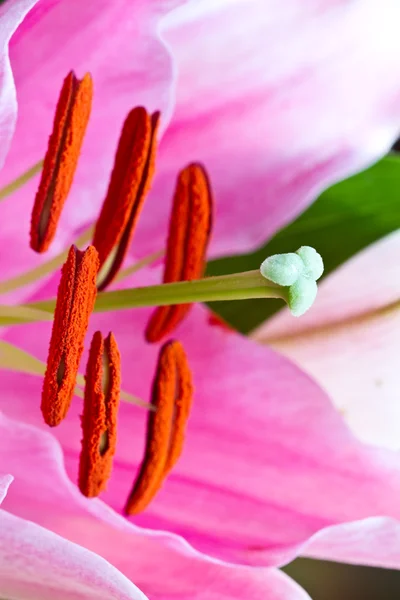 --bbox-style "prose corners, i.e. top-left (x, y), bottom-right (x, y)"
top-left (0, 160), bottom-right (43, 201)
top-left (116, 248), bottom-right (165, 281)
top-left (260, 246), bottom-right (324, 316)
top-left (0, 232), bottom-right (162, 295)
top-left (0, 340), bottom-right (150, 409)
top-left (0, 226), bottom-right (94, 295)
